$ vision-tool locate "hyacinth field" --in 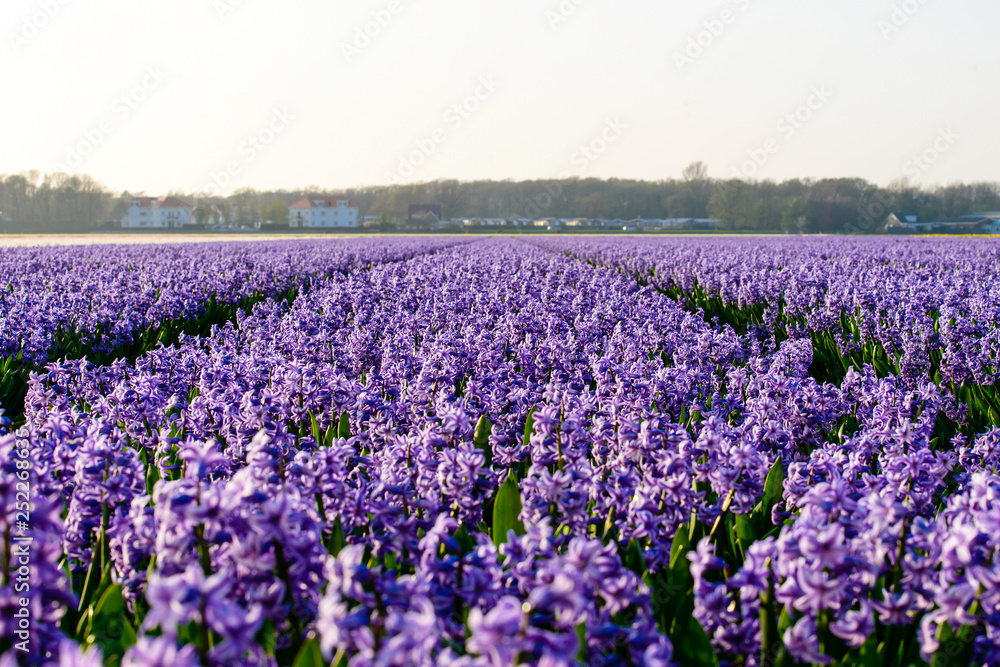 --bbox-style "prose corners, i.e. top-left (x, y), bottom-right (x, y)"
top-left (4, 236), bottom-right (1000, 667)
